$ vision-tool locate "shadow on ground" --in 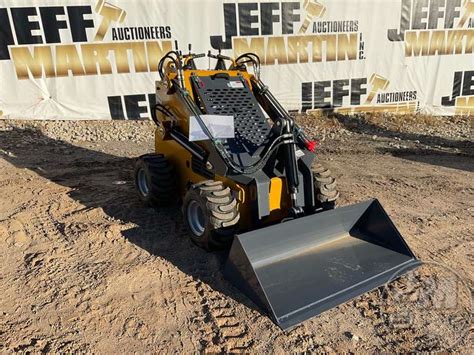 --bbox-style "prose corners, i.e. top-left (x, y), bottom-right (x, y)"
top-left (380, 148), bottom-right (474, 172)
top-left (0, 126), bottom-right (260, 314)
top-left (331, 114), bottom-right (474, 172)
